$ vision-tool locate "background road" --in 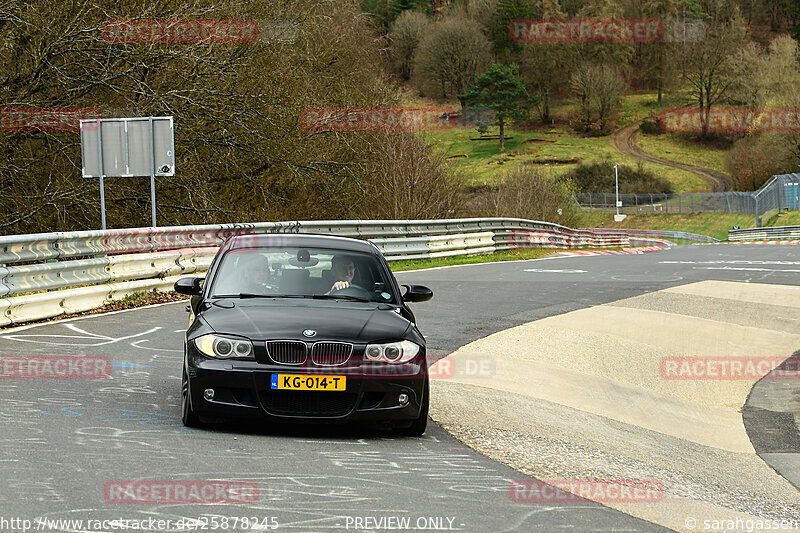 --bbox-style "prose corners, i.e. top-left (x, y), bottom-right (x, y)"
top-left (1, 244), bottom-right (798, 532)
top-left (611, 123), bottom-right (733, 191)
